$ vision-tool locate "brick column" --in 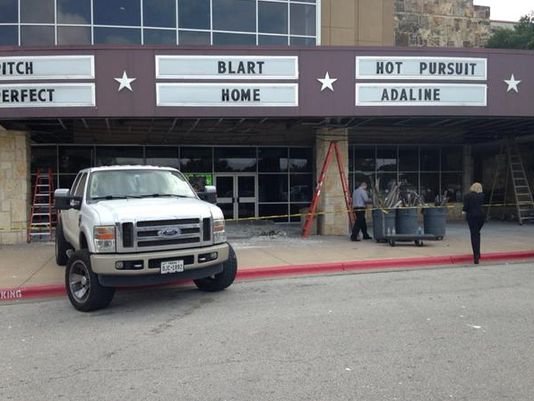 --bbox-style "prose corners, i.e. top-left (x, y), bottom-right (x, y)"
top-left (315, 128), bottom-right (350, 235)
top-left (0, 130), bottom-right (31, 244)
